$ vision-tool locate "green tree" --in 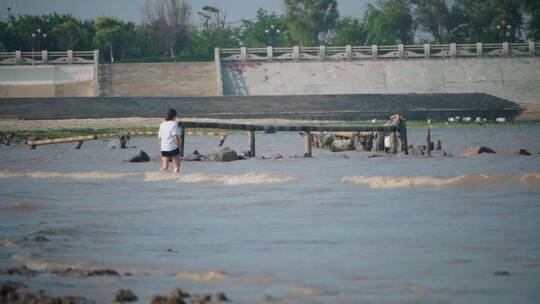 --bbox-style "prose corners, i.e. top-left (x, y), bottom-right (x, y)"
top-left (522, 0), bottom-right (540, 40)
top-left (94, 16), bottom-right (124, 62)
top-left (364, 0), bottom-right (414, 45)
top-left (331, 18), bottom-right (367, 45)
top-left (410, 0), bottom-right (459, 43)
top-left (452, 0), bottom-right (522, 43)
top-left (51, 17), bottom-right (95, 50)
top-left (142, 0), bottom-right (191, 58)
top-left (283, 0), bottom-right (339, 46)
top-left (240, 9), bottom-right (290, 47)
